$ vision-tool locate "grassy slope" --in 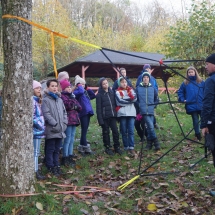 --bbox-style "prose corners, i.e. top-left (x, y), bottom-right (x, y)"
top-left (1, 94), bottom-right (215, 215)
